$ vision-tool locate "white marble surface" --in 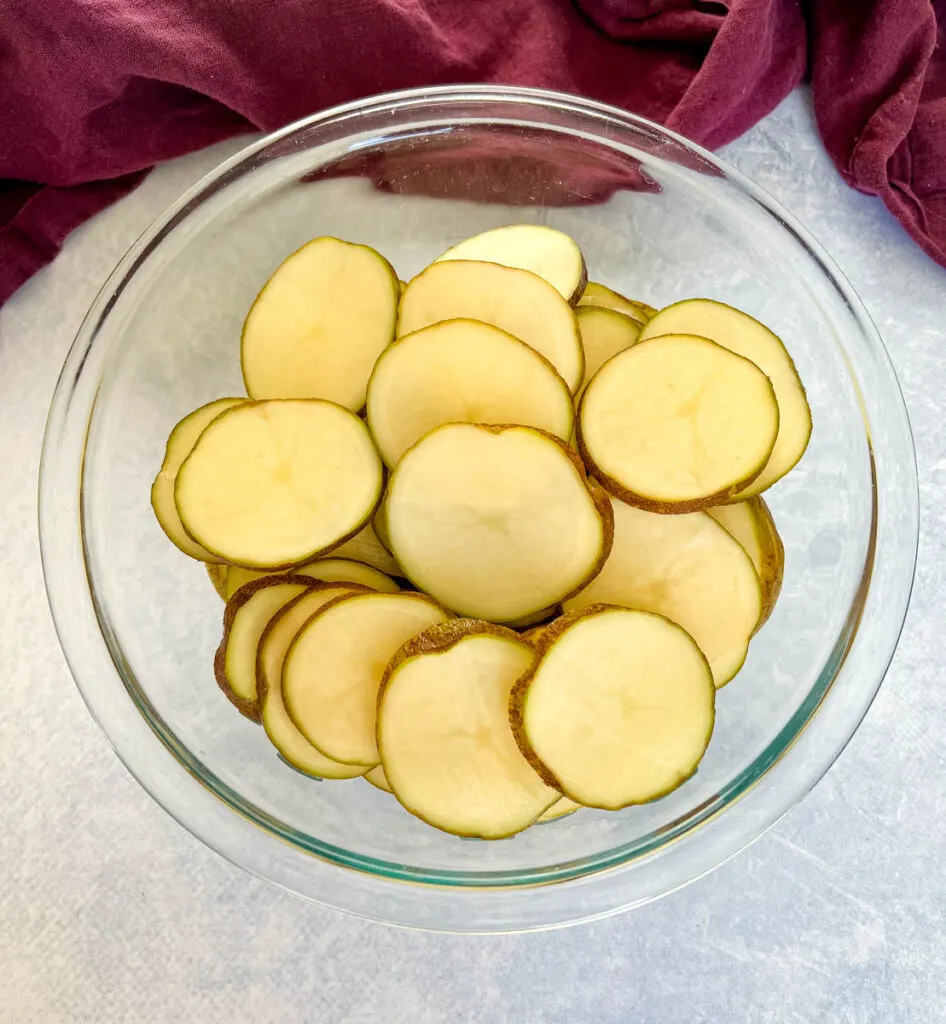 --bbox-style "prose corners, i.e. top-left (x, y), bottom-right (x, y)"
top-left (2, 89), bottom-right (944, 1022)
